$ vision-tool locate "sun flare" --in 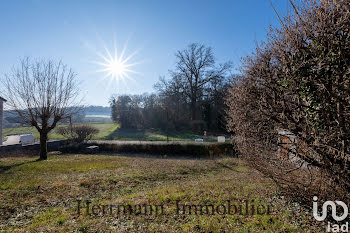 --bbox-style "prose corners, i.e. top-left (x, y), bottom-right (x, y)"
top-left (108, 59), bottom-right (126, 78)
top-left (92, 40), bottom-right (140, 87)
